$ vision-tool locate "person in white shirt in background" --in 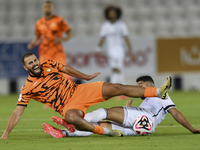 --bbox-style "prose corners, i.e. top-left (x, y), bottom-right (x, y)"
top-left (95, 6), bottom-right (134, 100)
top-left (43, 75), bottom-right (200, 138)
